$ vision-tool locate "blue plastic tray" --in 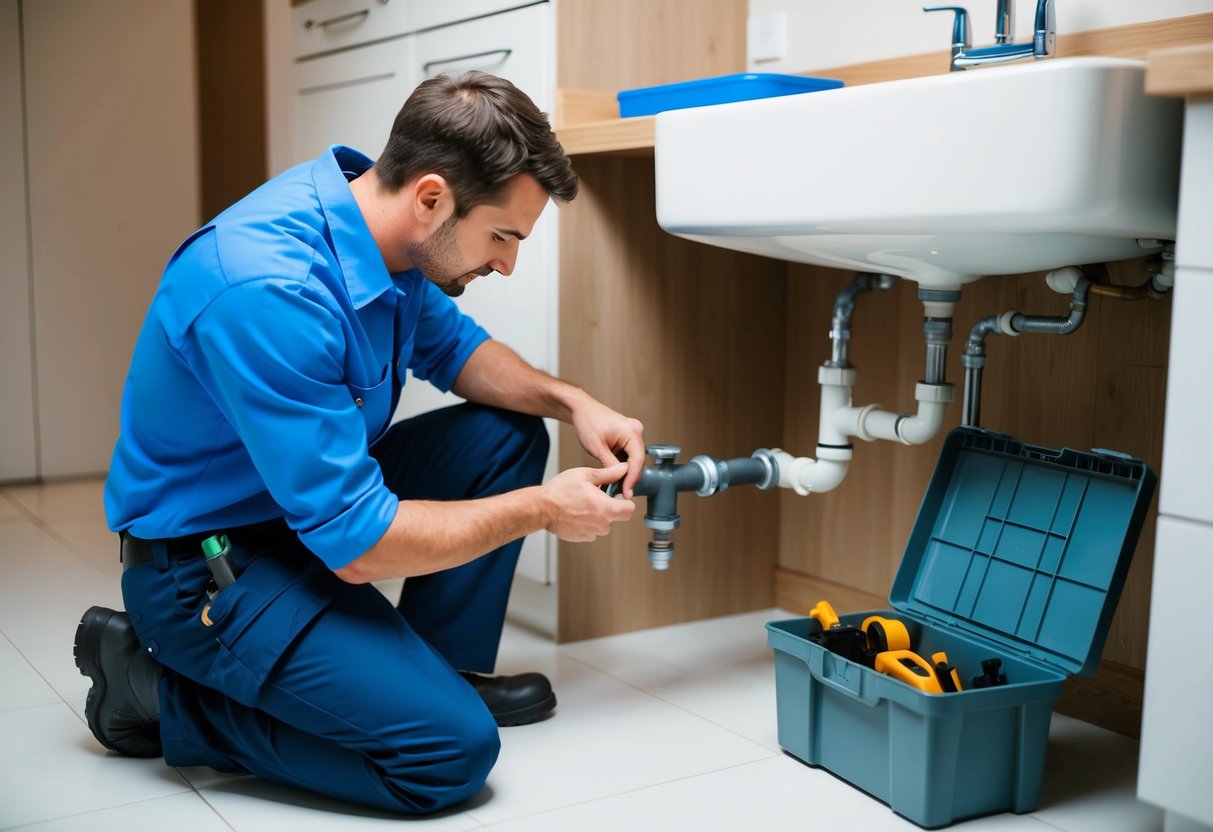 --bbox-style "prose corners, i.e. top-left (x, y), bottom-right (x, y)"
top-left (767, 427), bottom-right (1156, 827)
top-left (617, 73), bottom-right (843, 118)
